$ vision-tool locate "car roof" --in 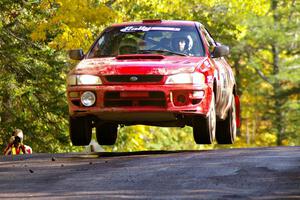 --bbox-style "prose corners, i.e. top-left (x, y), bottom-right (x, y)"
top-left (111, 20), bottom-right (200, 27)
